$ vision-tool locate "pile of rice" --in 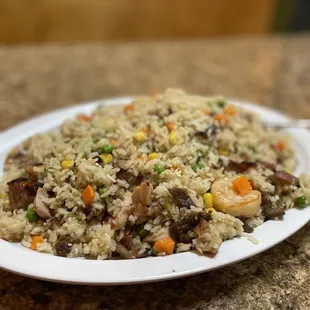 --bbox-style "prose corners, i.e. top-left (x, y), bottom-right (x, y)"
top-left (0, 88), bottom-right (309, 260)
